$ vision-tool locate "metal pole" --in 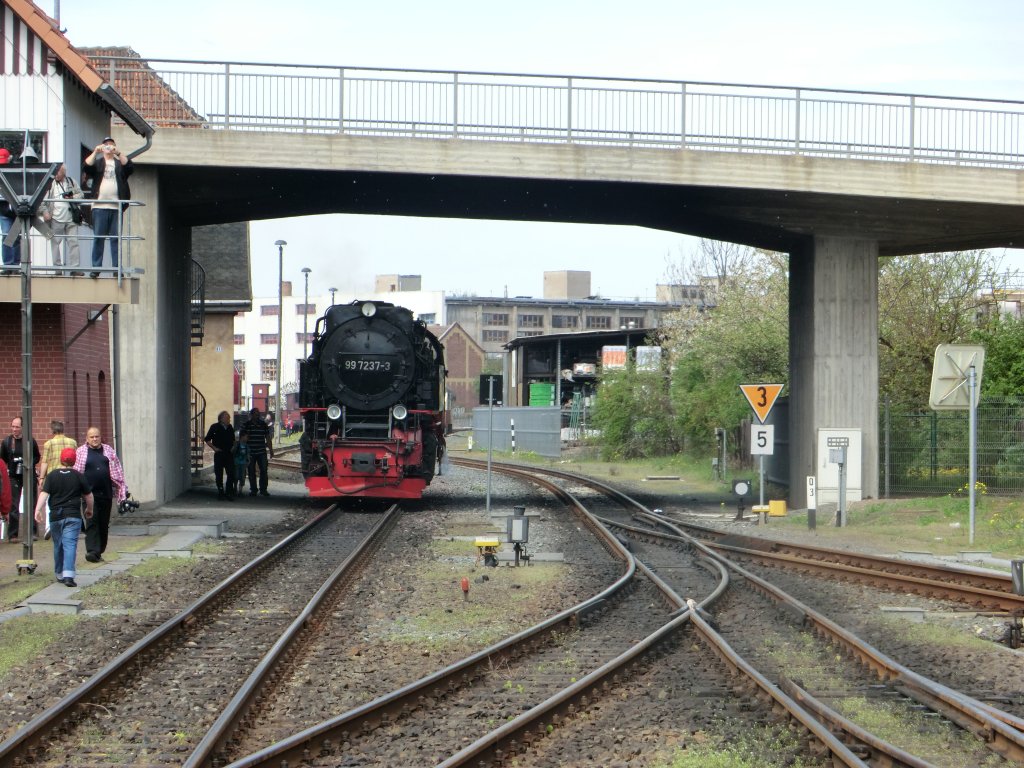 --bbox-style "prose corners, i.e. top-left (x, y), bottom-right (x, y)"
top-left (274, 240), bottom-right (286, 445)
top-left (112, 305), bottom-right (121, 457)
top-left (969, 365), bottom-right (977, 545)
top-left (758, 455), bottom-right (764, 507)
top-left (838, 448), bottom-right (847, 527)
top-left (486, 376), bottom-right (494, 514)
top-left (883, 394), bottom-right (890, 499)
top-left (301, 267), bottom-right (311, 359)
top-left (329, 287), bottom-right (337, 306)
top-left (19, 212), bottom-right (34, 564)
